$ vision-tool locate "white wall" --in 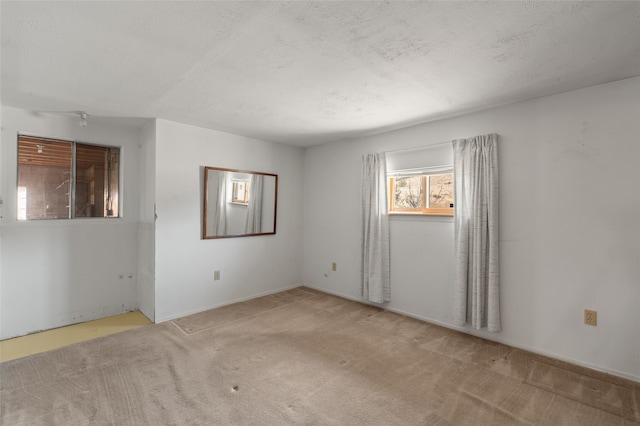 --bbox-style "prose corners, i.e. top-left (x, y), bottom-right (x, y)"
top-left (154, 119), bottom-right (305, 322)
top-left (0, 107), bottom-right (146, 339)
top-left (137, 120), bottom-right (156, 321)
top-left (0, 77), bottom-right (3, 341)
top-left (303, 77), bottom-right (640, 382)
